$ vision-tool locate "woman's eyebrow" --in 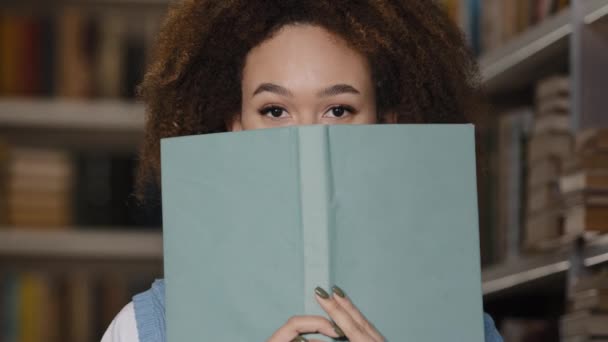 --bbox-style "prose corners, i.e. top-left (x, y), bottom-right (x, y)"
top-left (252, 83), bottom-right (293, 97)
top-left (317, 84), bottom-right (360, 97)
top-left (252, 83), bottom-right (360, 98)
